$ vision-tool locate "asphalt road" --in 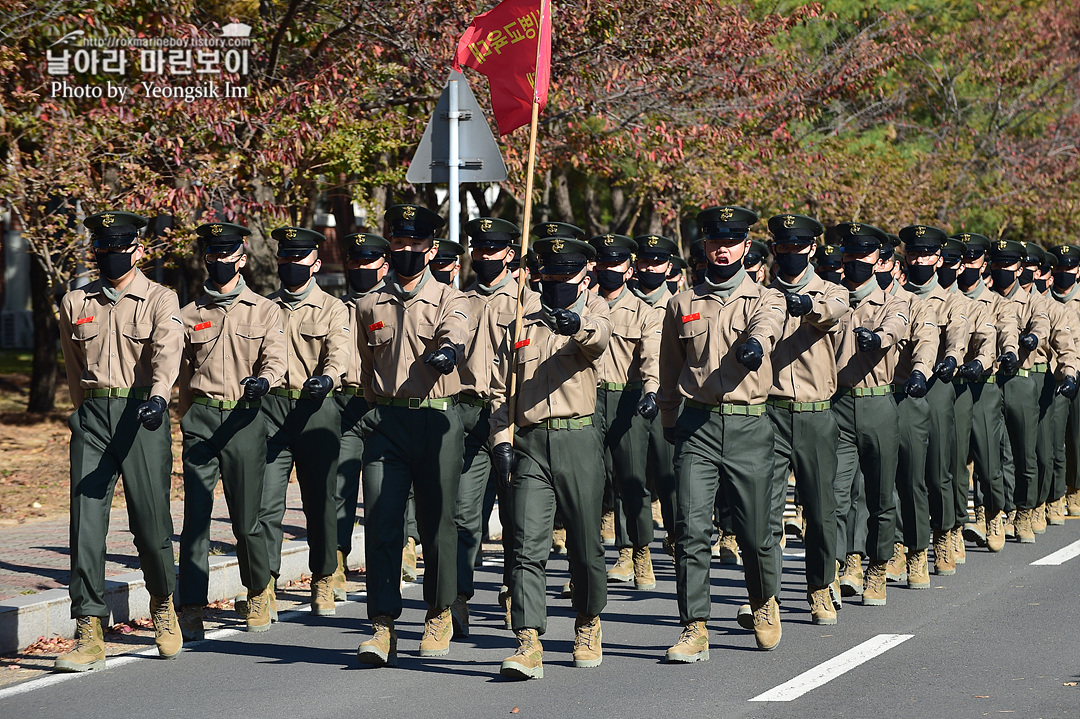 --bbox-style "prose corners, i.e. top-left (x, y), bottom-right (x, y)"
top-left (2, 523), bottom-right (1078, 719)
